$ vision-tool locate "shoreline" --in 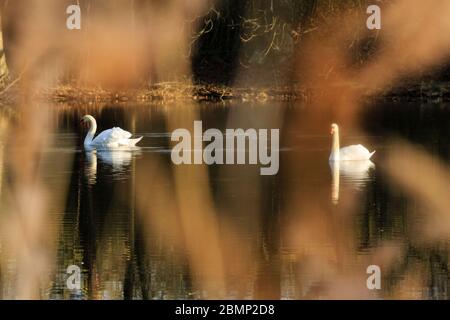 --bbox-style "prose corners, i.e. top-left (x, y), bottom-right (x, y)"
top-left (0, 81), bottom-right (449, 106)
